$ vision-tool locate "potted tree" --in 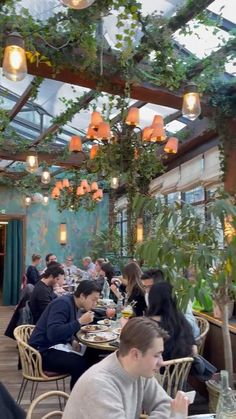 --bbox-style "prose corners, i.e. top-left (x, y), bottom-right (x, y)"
top-left (134, 193), bottom-right (236, 393)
